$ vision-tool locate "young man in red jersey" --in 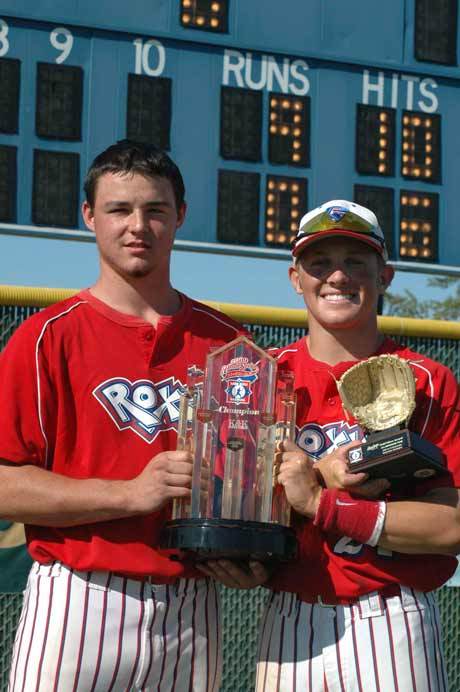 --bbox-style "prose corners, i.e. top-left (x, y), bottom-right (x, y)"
top-left (0, 140), bottom-right (246, 691)
top-left (255, 199), bottom-right (460, 691)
